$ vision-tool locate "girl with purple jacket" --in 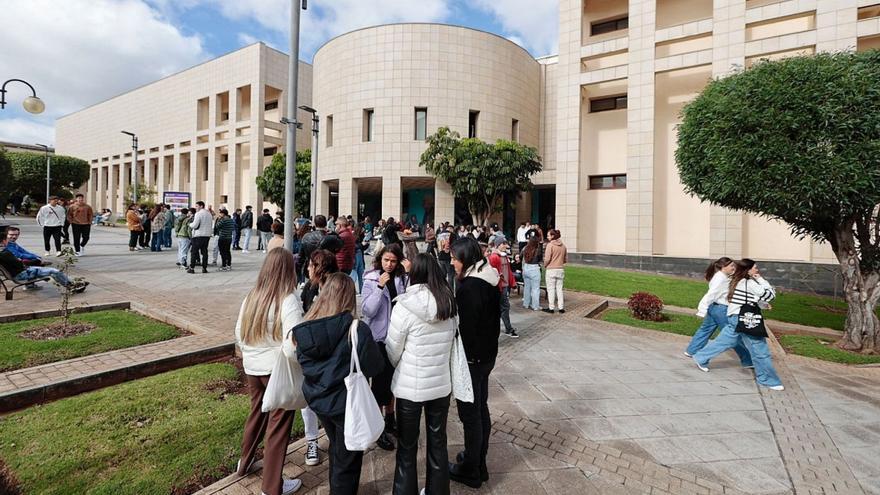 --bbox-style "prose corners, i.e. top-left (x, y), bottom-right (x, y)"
top-left (361, 243), bottom-right (410, 451)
